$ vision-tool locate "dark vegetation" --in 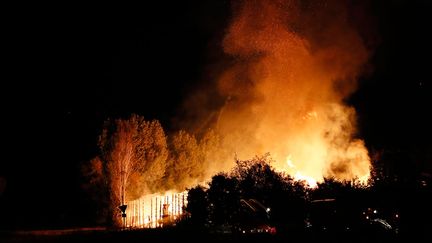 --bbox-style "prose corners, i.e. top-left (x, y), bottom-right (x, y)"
top-left (1, 154), bottom-right (430, 242)
top-left (184, 154), bottom-right (431, 241)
